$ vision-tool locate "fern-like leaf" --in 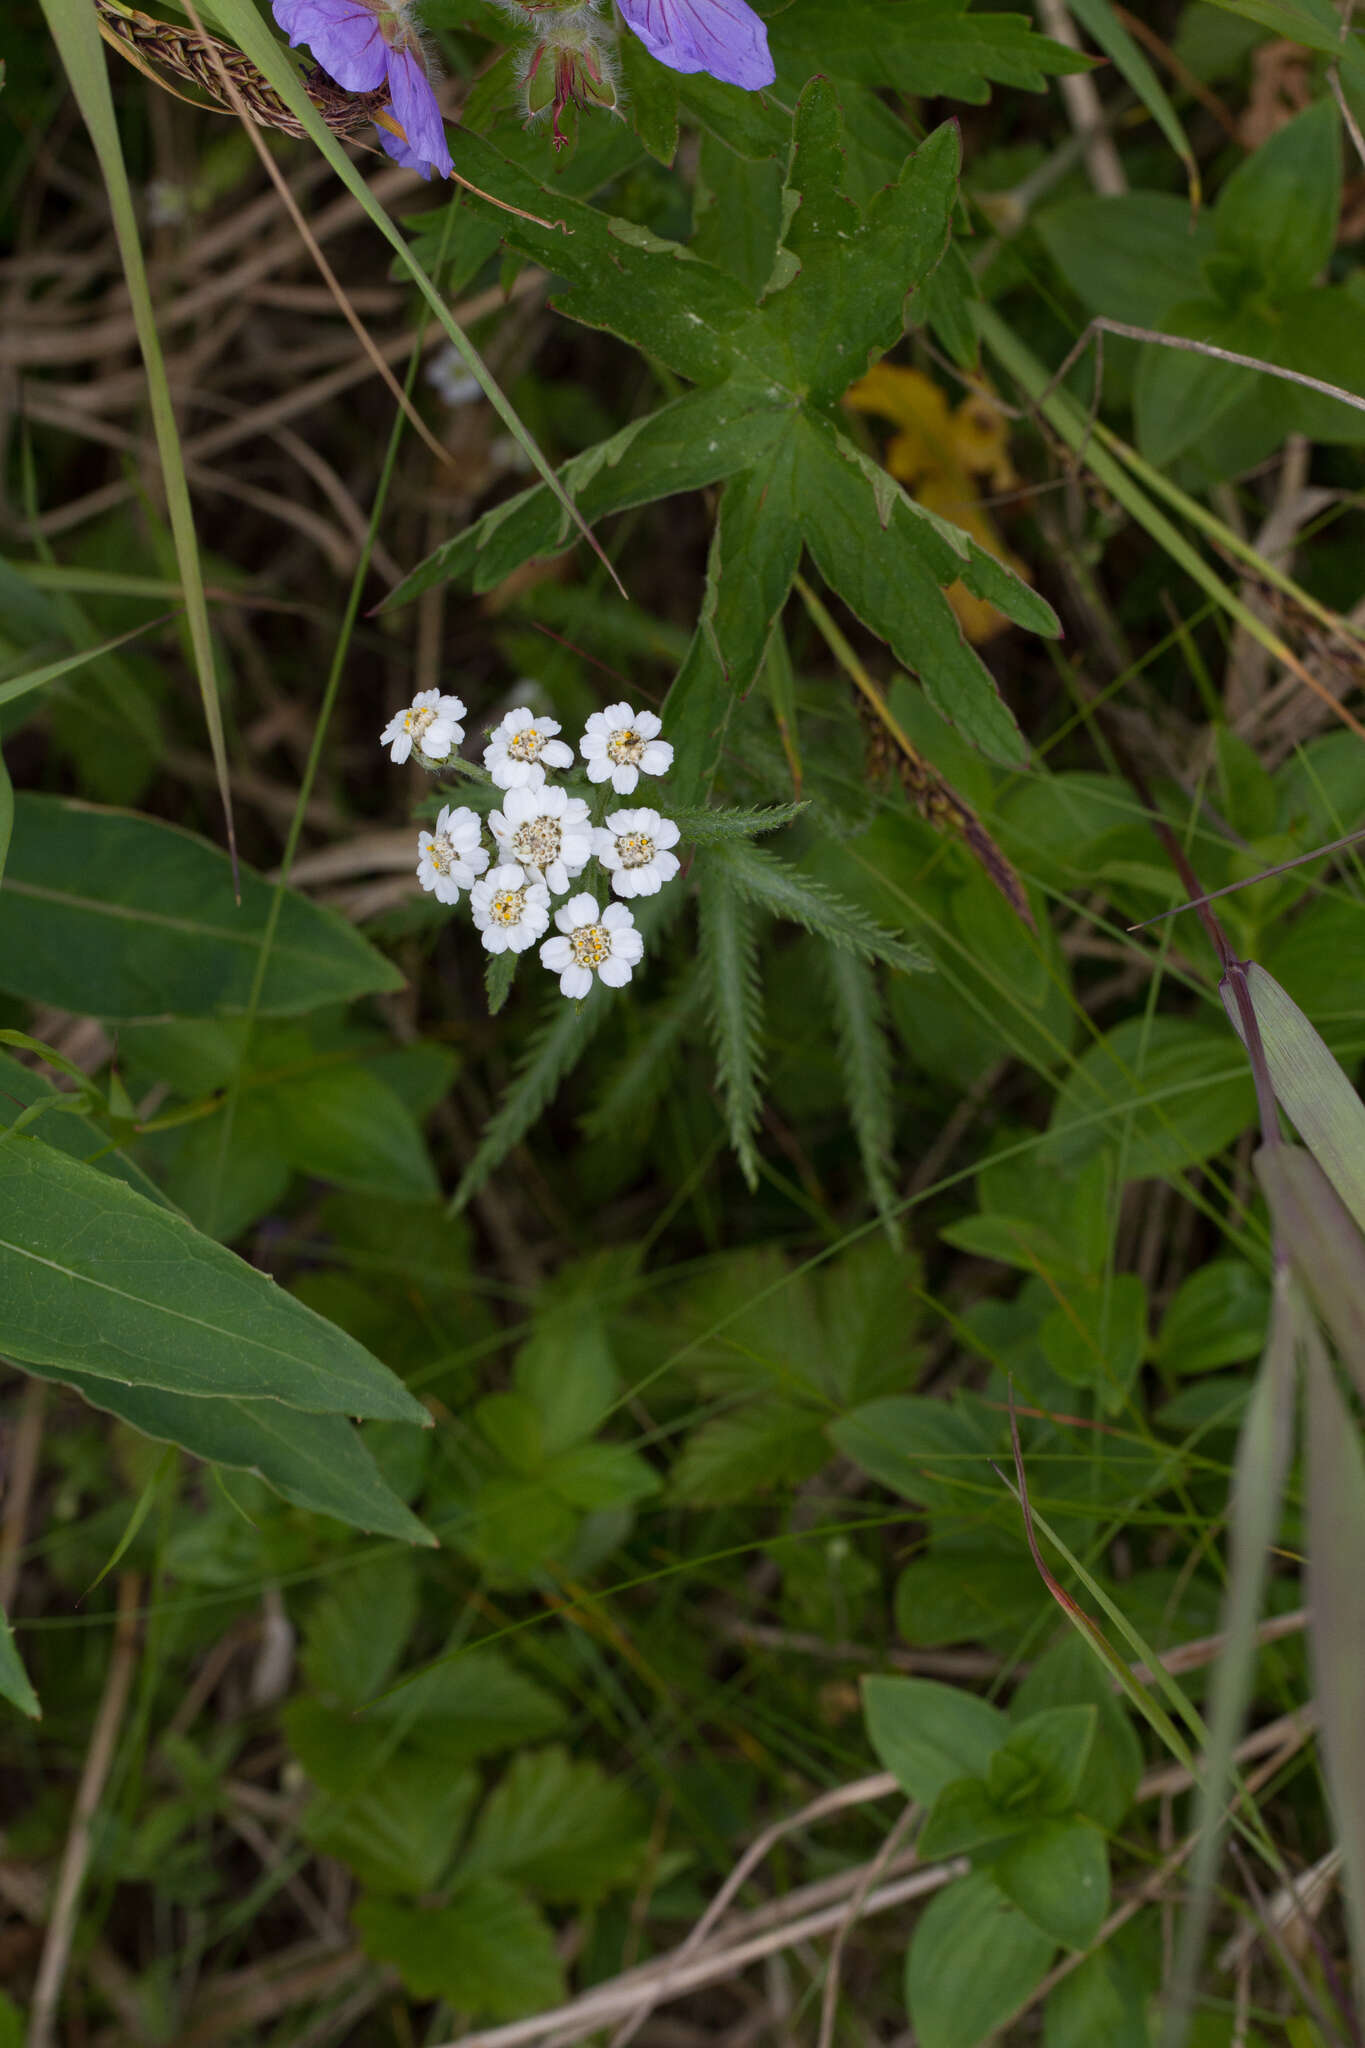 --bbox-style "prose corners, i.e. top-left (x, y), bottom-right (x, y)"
top-left (485, 949), bottom-right (518, 1016)
top-left (699, 866), bottom-right (766, 1190)
top-left (708, 839), bottom-right (928, 977)
top-left (822, 946), bottom-right (901, 1245)
top-left (670, 801), bottom-right (807, 845)
top-left (580, 975), bottom-right (704, 1142)
top-left (451, 993), bottom-right (607, 1211)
